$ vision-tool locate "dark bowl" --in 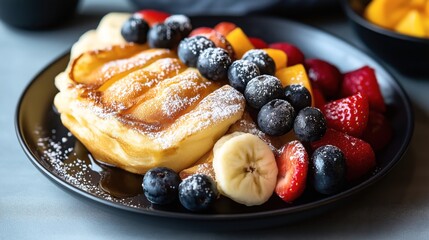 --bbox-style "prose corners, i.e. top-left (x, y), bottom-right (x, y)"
top-left (0, 0), bottom-right (79, 29)
top-left (341, 0), bottom-right (429, 77)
